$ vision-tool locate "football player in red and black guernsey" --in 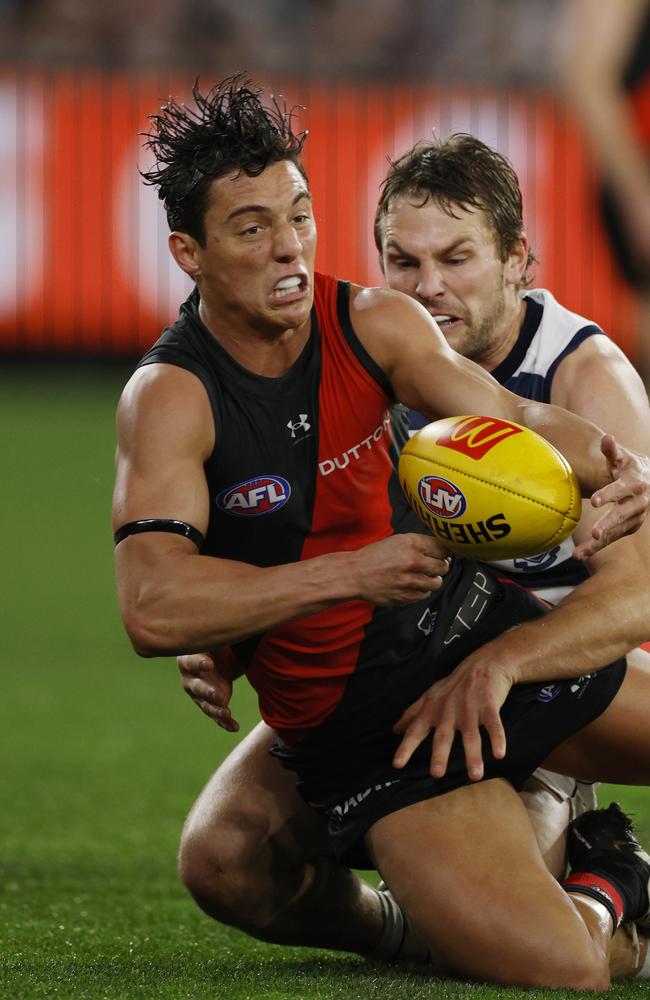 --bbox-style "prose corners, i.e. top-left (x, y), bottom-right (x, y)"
top-left (113, 76), bottom-right (650, 988)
